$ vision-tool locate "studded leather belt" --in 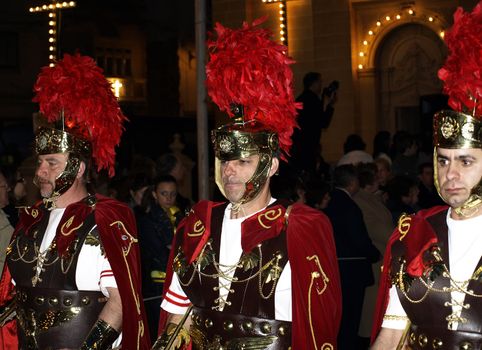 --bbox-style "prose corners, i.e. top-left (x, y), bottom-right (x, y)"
top-left (189, 306), bottom-right (292, 349)
top-left (408, 325), bottom-right (482, 350)
top-left (15, 286), bottom-right (106, 350)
